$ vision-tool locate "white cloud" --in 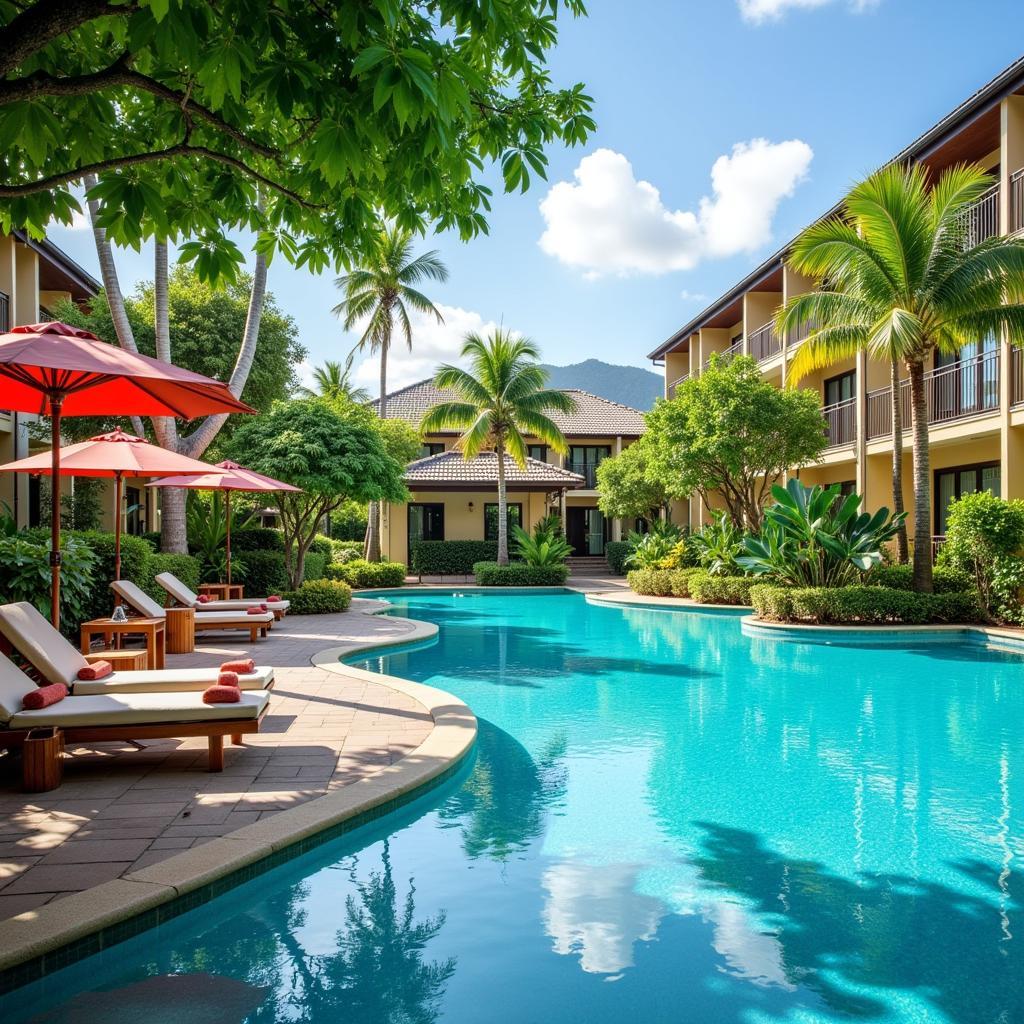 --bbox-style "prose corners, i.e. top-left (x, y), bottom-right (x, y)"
top-left (738, 0), bottom-right (879, 24)
top-left (538, 143), bottom-right (812, 279)
top-left (351, 303), bottom-right (514, 395)
top-left (679, 290), bottom-right (709, 303)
